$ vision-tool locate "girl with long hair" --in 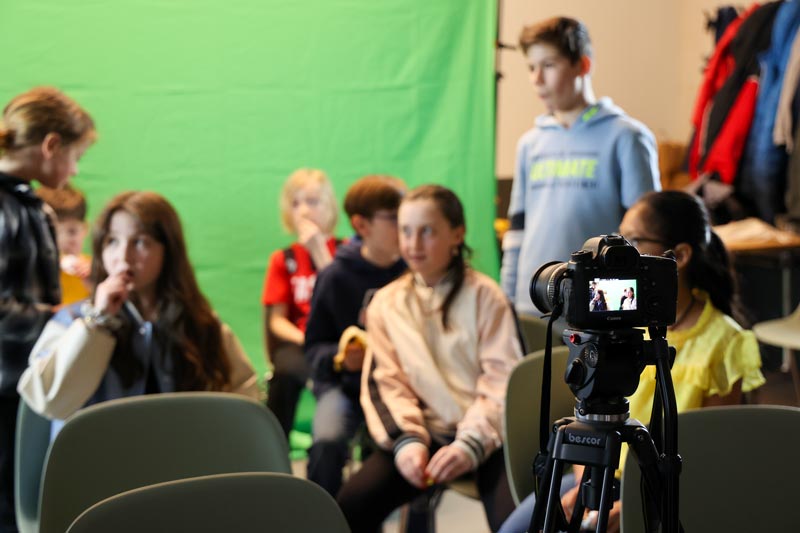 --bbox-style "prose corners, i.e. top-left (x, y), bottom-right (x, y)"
top-left (18, 191), bottom-right (258, 428)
